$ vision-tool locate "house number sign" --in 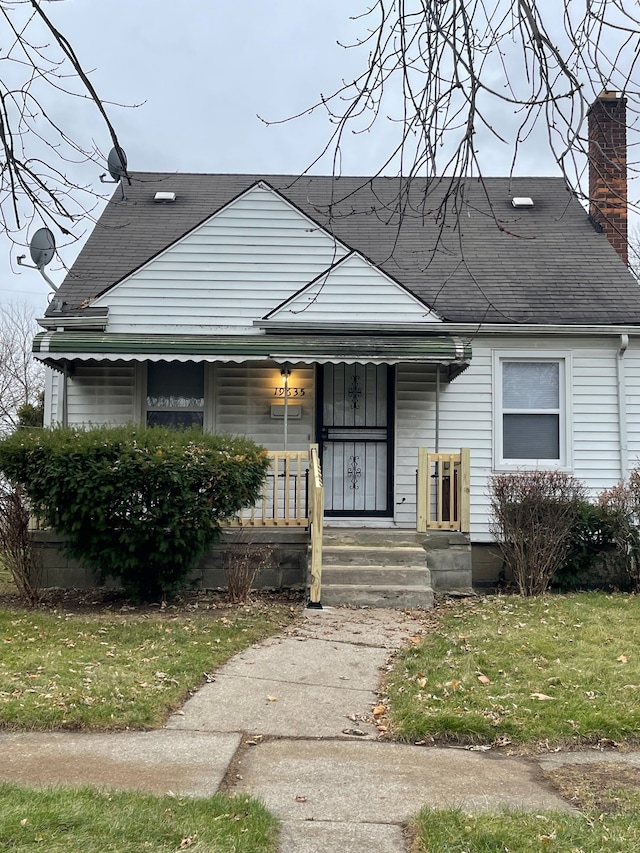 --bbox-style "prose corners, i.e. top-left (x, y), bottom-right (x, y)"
top-left (273, 387), bottom-right (306, 397)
